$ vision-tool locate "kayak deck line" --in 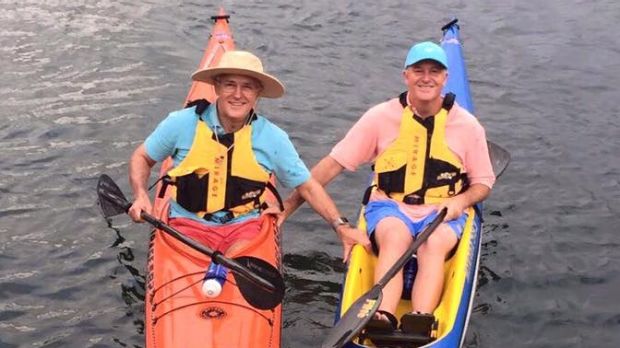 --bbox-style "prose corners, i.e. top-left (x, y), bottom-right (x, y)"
top-left (148, 270), bottom-right (276, 322)
top-left (151, 298), bottom-right (276, 325)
